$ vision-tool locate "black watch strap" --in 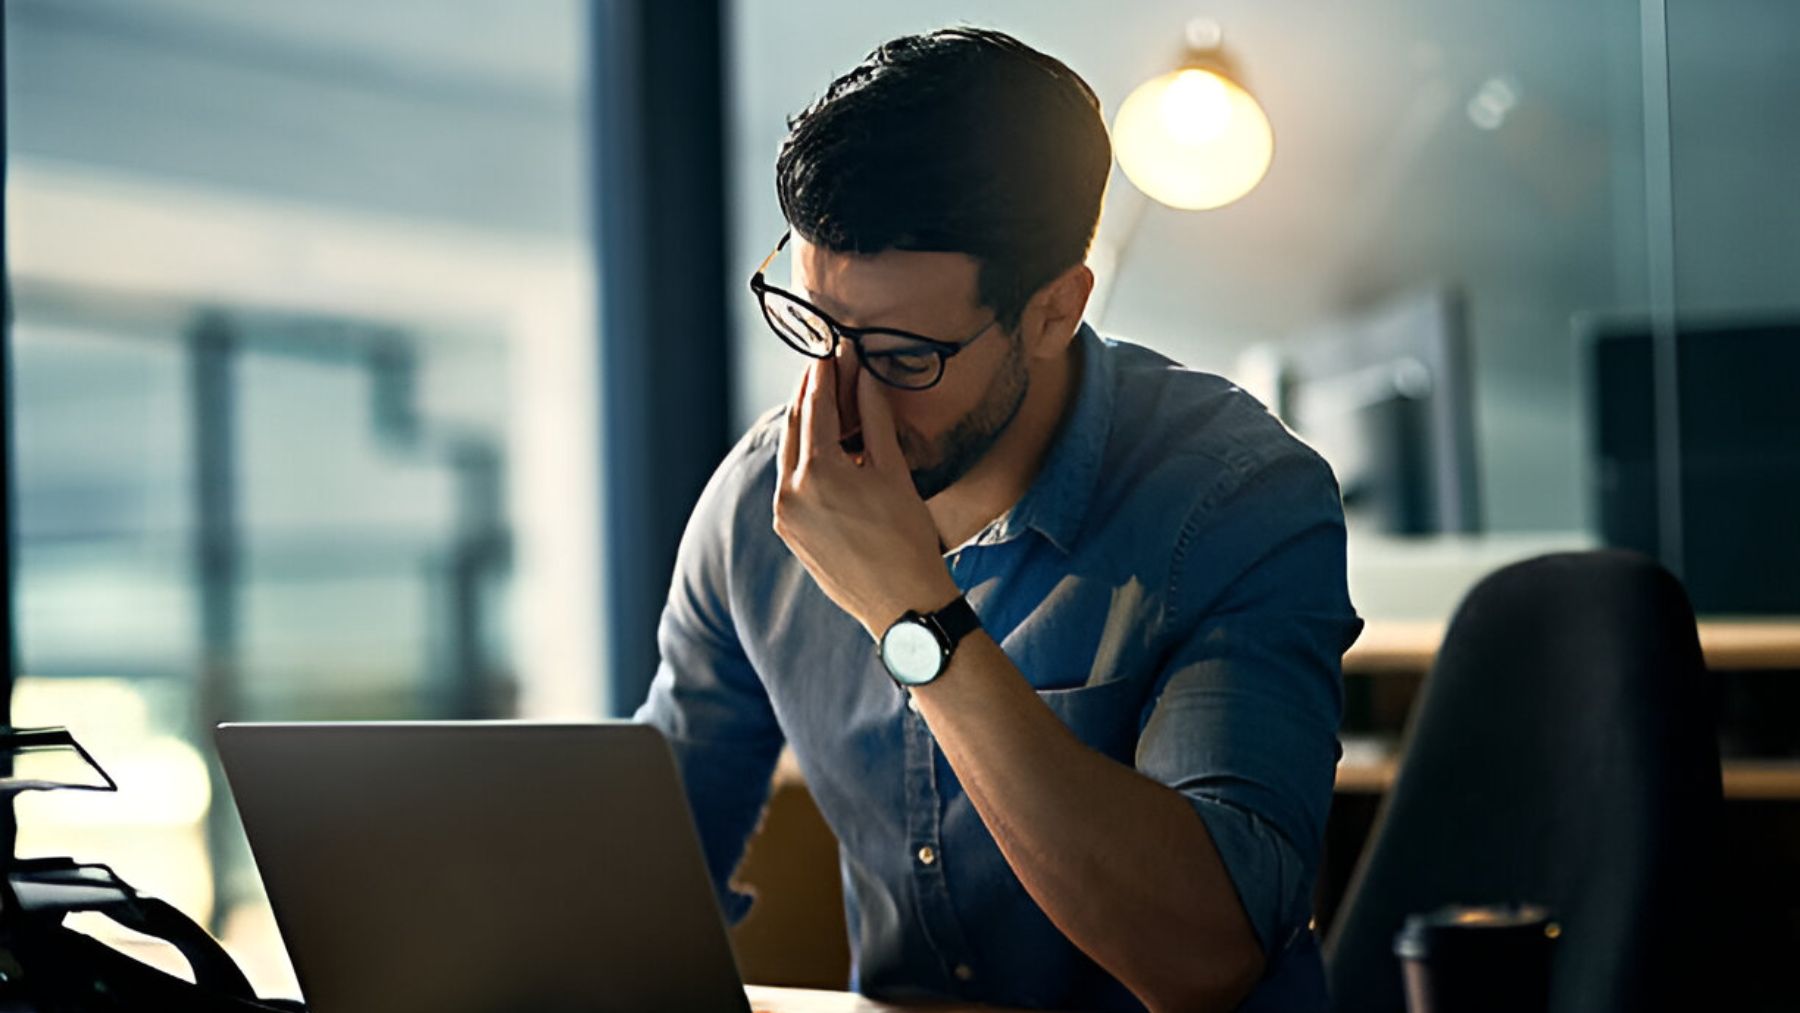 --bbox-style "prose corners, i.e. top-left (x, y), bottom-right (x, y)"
top-left (929, 595), bottom-right (981, 653)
